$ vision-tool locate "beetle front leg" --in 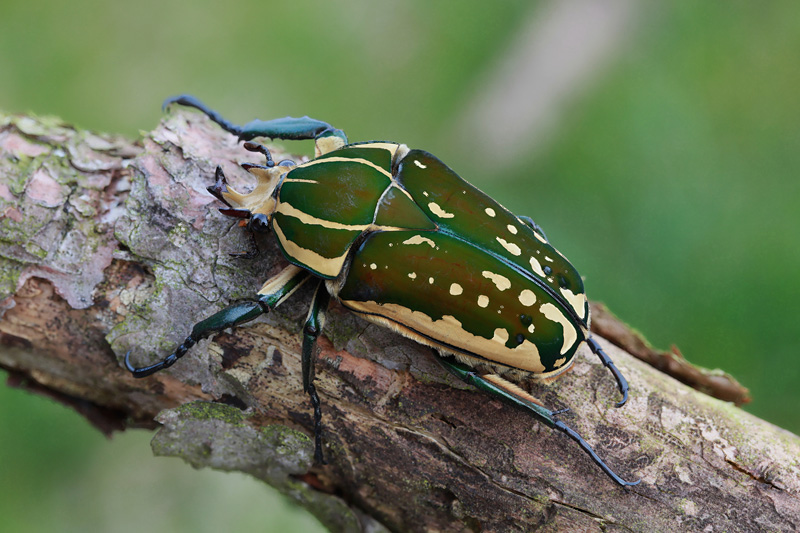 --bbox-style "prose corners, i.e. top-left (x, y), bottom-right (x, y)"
top-left (301, 281), bottom-right (332, 464)
top-left (587, 337), bottom-right (630, 408)
top-left (435, 355), bottom-right (640, 487)
top-left (163, 94), bottom-right (348, 156)
top-left (125, 264), bottom-right (310, 377)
